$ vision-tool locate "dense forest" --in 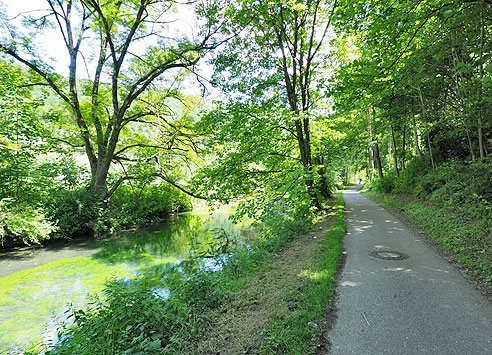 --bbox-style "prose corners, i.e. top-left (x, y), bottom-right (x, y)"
top-left (0, 0), bottom-right (490, 353)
